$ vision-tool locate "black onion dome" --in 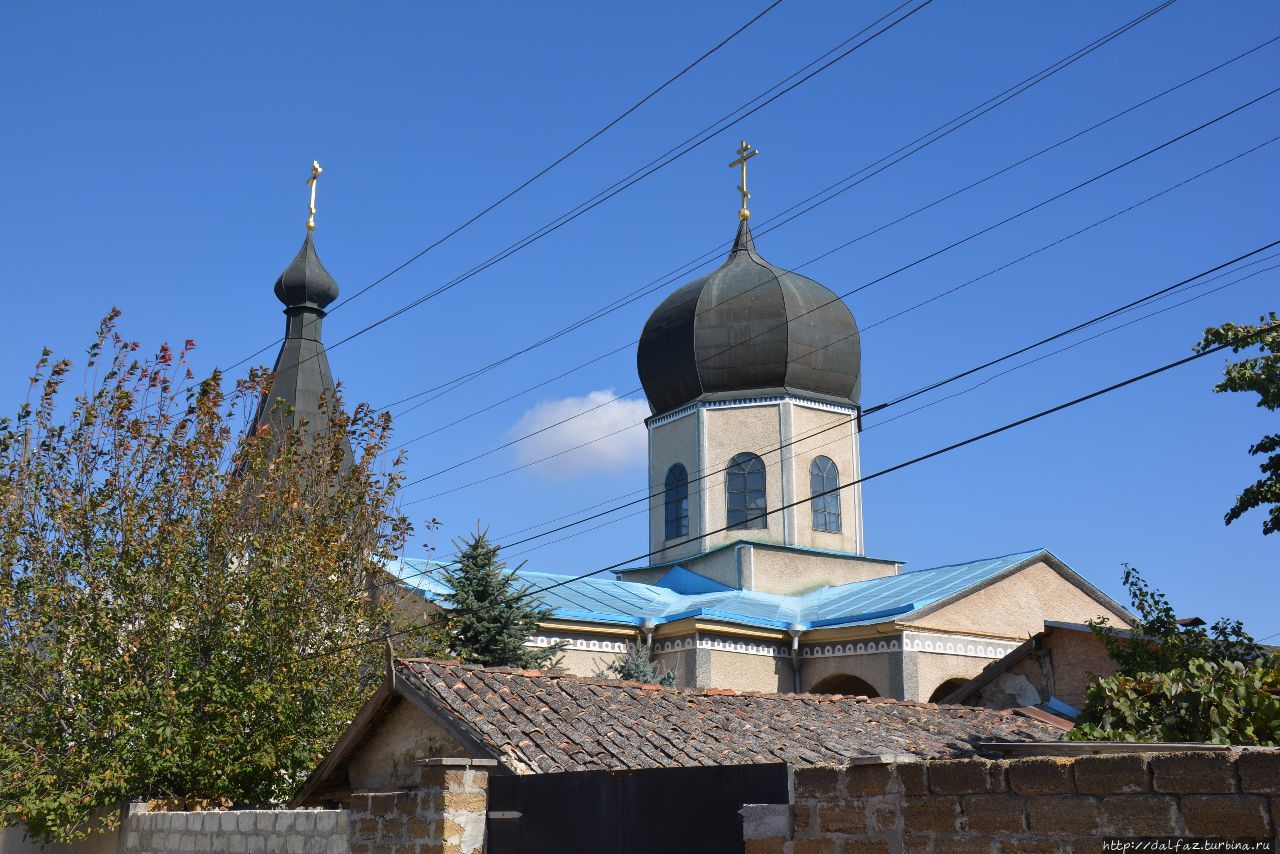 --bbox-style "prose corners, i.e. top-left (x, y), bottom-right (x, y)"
top-left (637, 221), bottom-right (860, 416)
top-left (274, 233), bottom-right (339, 310)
